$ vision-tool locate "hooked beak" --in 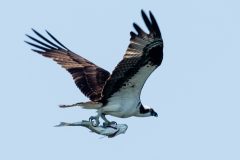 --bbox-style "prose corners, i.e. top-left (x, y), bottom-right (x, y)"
top-left (152, 112), bottom-right (158, 117)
